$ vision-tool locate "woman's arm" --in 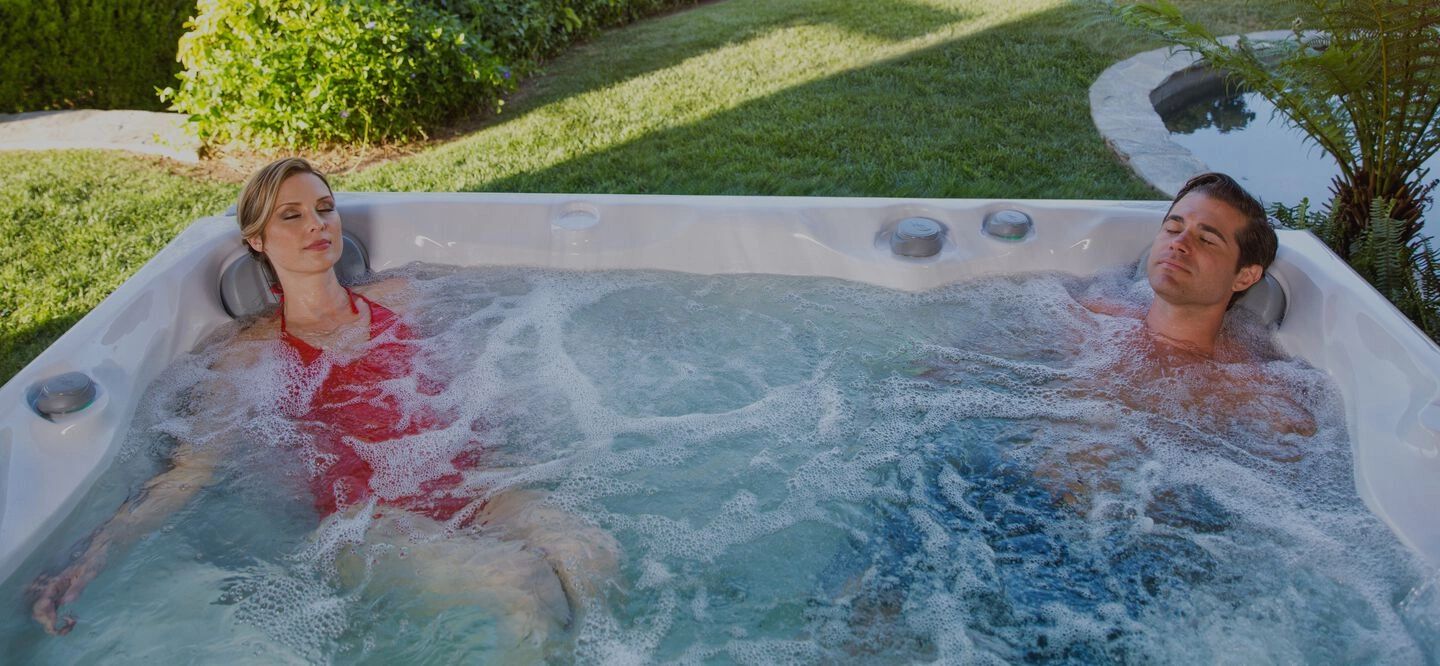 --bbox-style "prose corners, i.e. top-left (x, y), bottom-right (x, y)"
top-left (24, 338), bottom-right (259, 636)
top-left (29, 440), bottom-right (220, 635)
